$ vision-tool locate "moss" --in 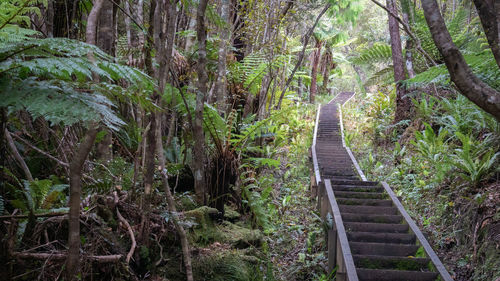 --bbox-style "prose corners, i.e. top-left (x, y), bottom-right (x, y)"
top-left (185, 206), bottom-right (262, 247)
top-left (220, 221), bottom-right (263, 248)
top-left (193, 250), bottom-right (264, 281)
top-left (185, 206), bottom-right (220, 245)
top-left (223, 205), bottom-right (241, 221)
